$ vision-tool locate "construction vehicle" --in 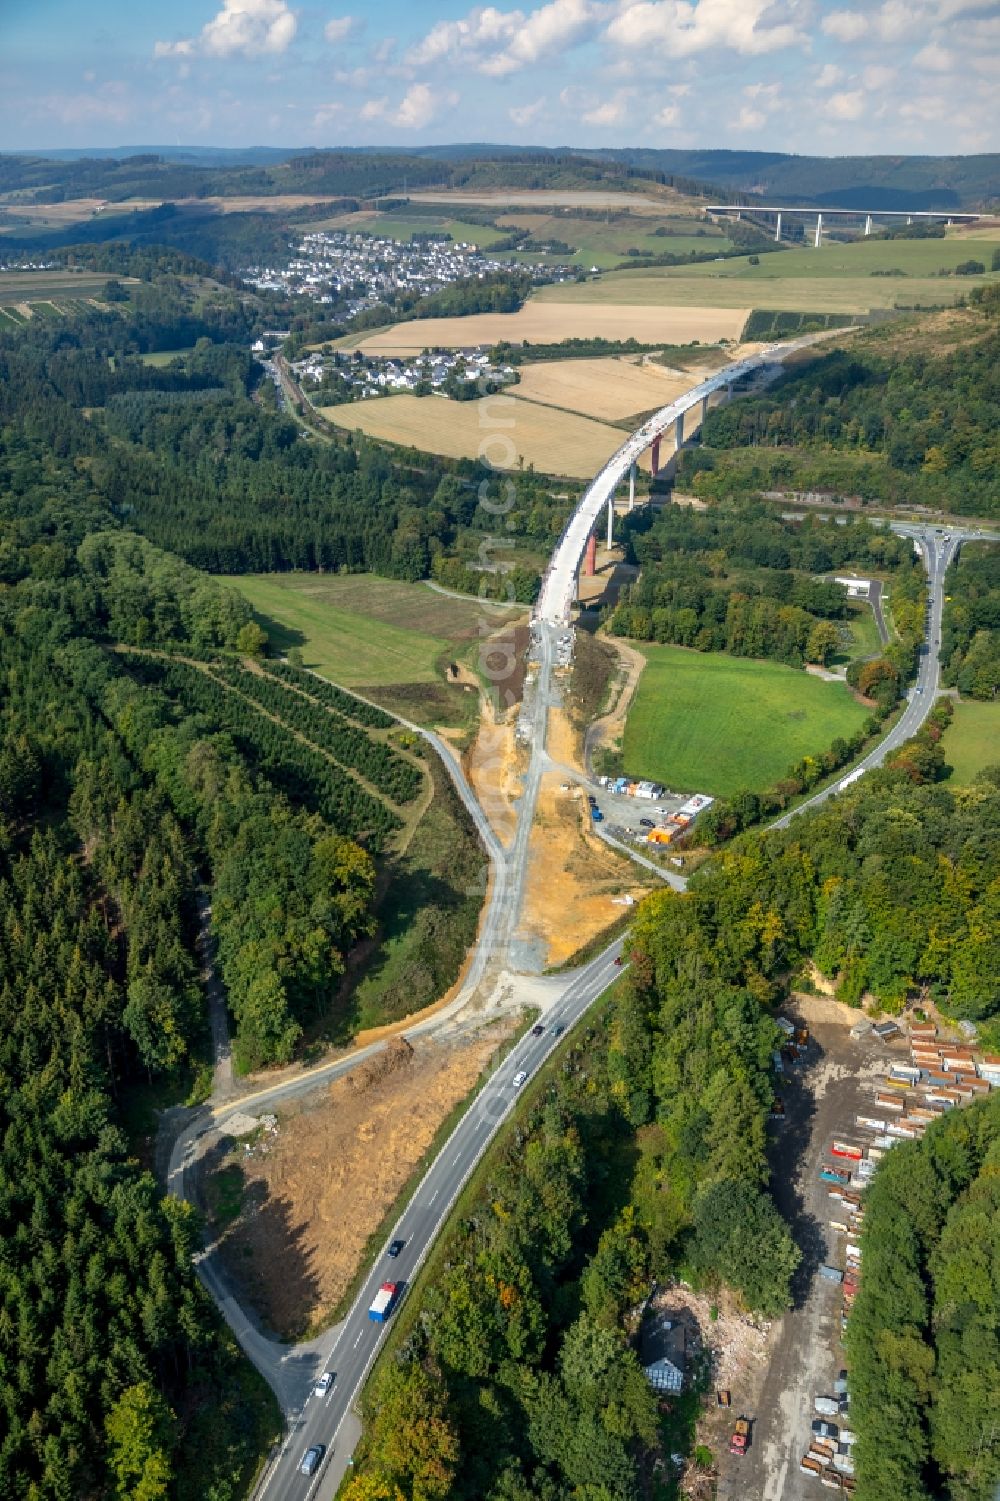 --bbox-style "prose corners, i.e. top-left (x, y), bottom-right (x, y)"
top-left (729, 1416), bottom-right (751, 1457)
